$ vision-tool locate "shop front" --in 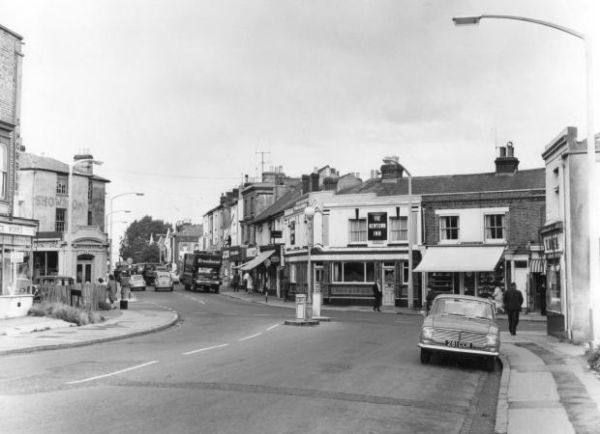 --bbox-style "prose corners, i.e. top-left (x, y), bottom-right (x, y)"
top-left (0, 218), bottom-right (38, 319)
top-left (221, 245), bottom-right (246, 287)
top-left (414, 246), bottom-right (506, 300)
top-left (285, 249), bottom-right (415, 307)
top-left (541, 223), bottom-right (565, 338)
